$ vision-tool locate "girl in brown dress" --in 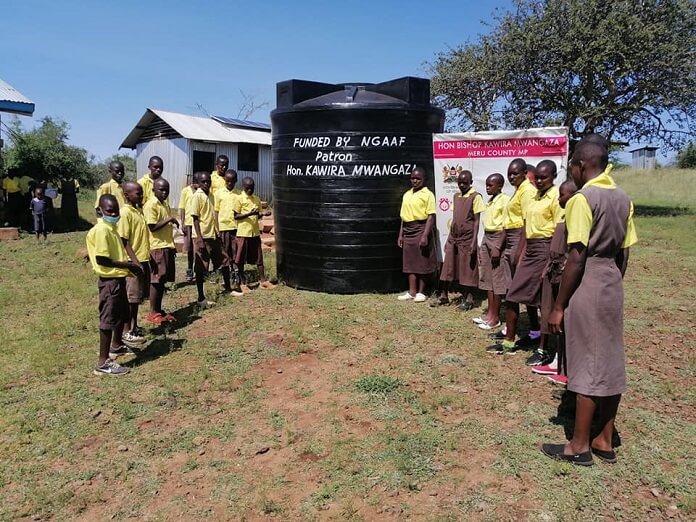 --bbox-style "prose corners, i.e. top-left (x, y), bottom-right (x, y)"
top-left (543, 140), bottom-right (637, 466)
top-left (397, 167), bottom-right (437, 303)
top-left (434, 170), bottom-right (484, 309)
